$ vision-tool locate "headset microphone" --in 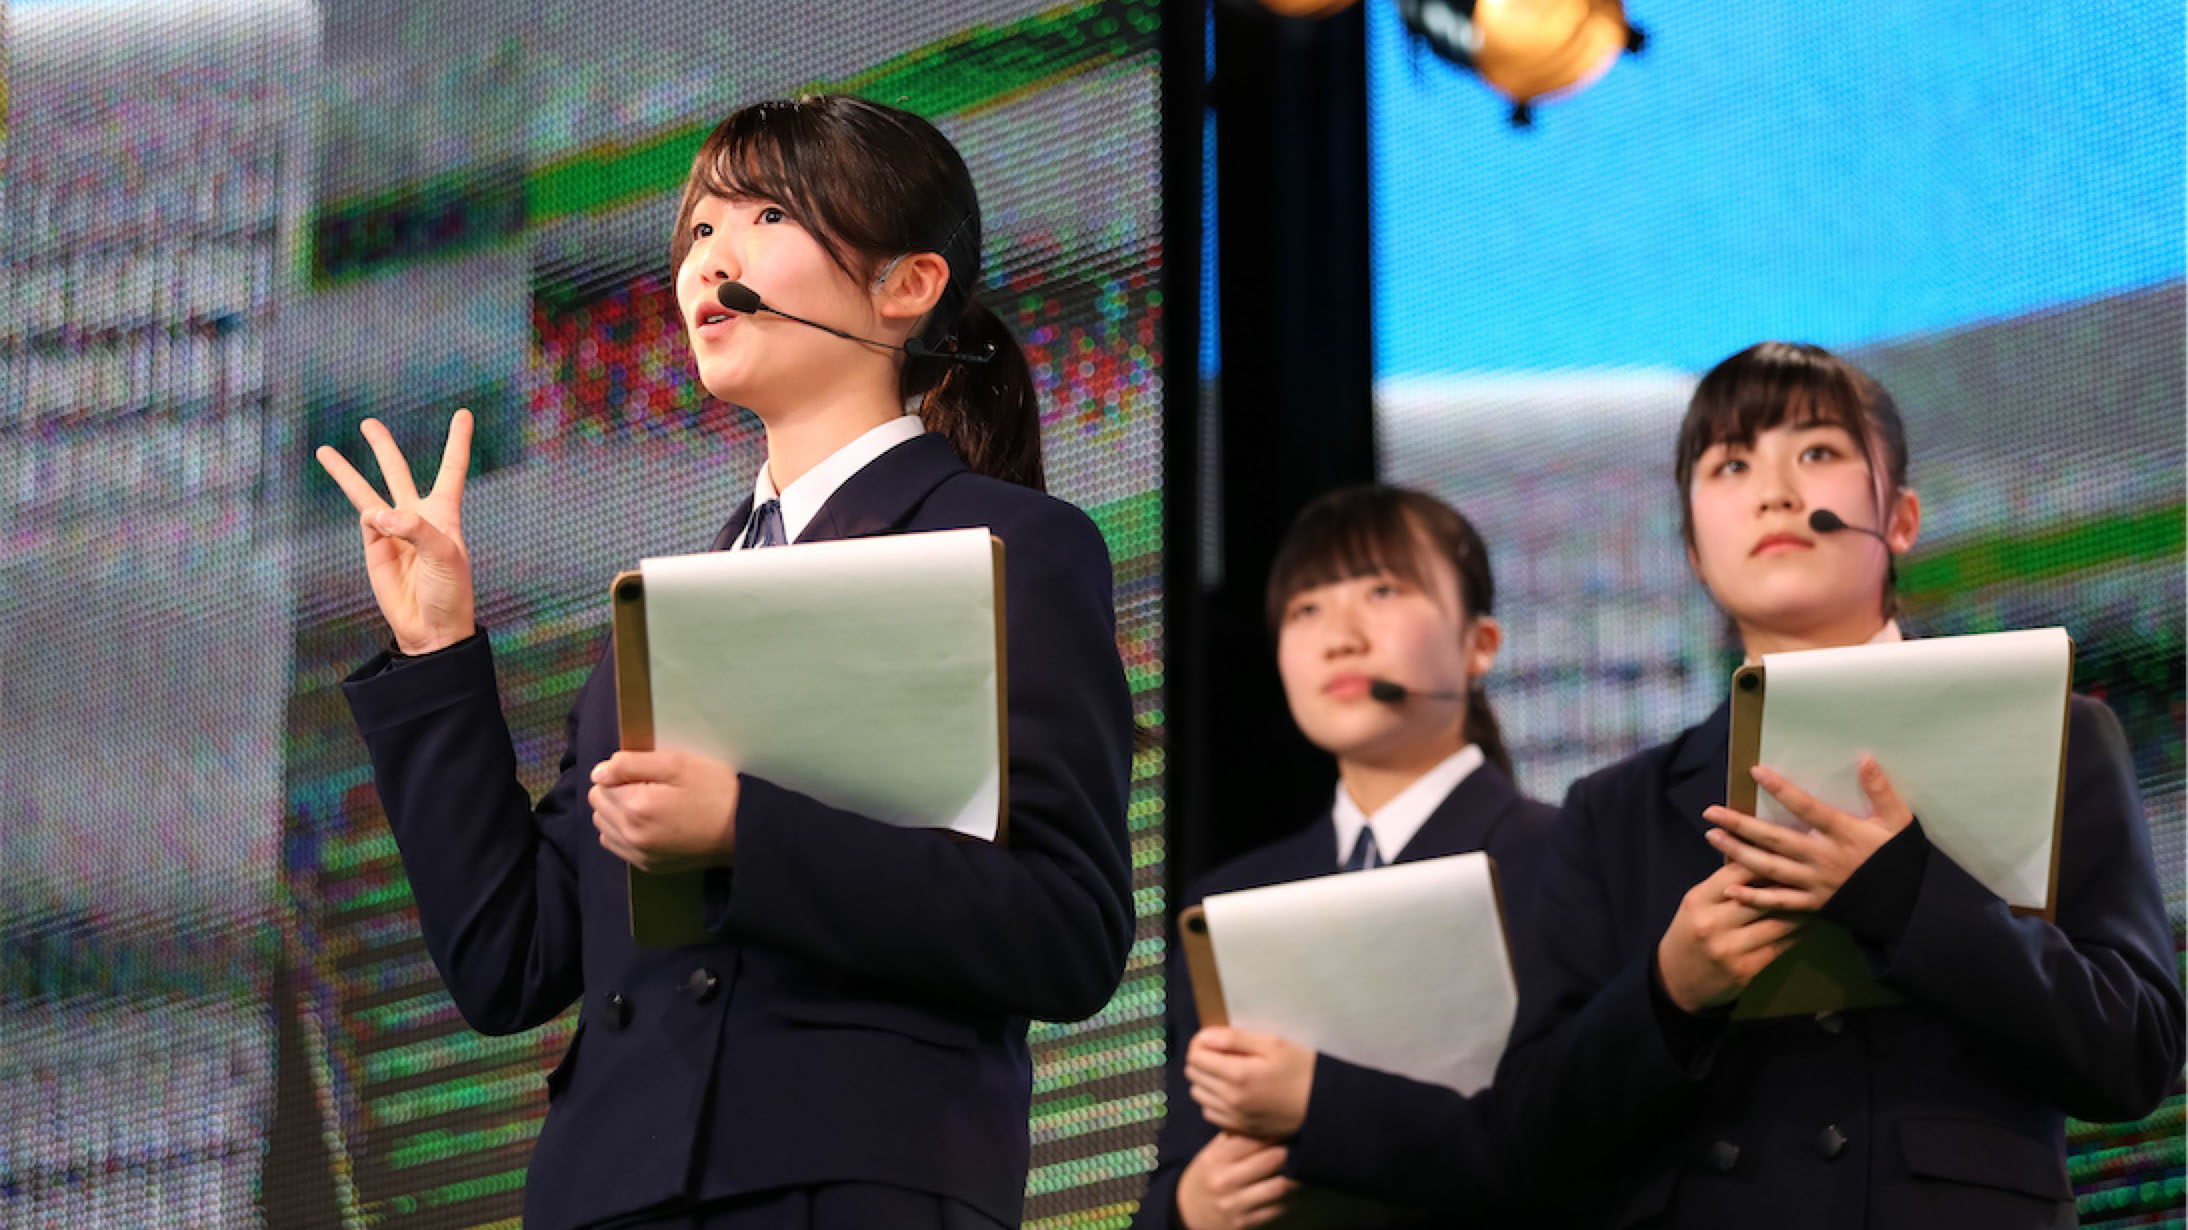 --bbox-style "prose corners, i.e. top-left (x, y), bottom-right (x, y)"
top-left (1807, 508), bottom-right (1889, 543)
top-left (714, 281), bottom-right (993, 365)
top-left (1368, 679), bottom-right (1468, 704)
